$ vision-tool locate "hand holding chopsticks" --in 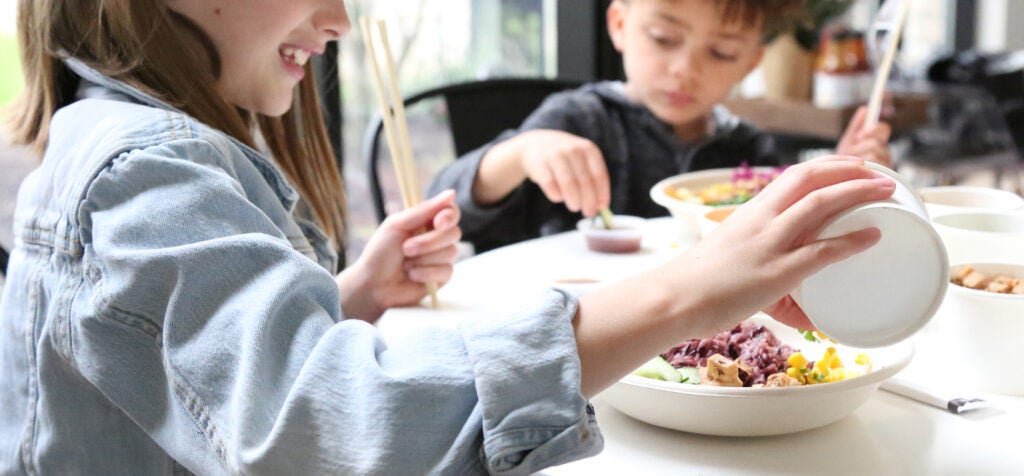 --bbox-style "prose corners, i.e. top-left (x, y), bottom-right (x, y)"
top-left (865, 0), bottom-right (912, 129)
top-left (361, 17), bottom-right (440, 308)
